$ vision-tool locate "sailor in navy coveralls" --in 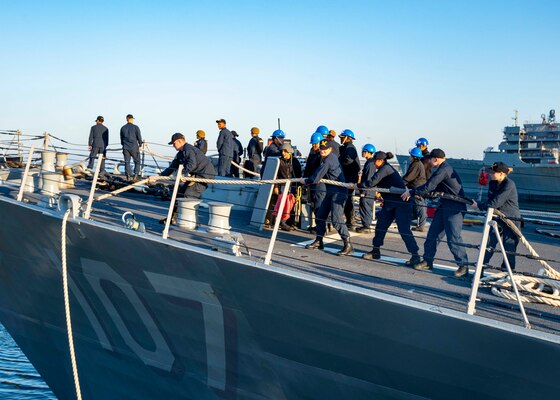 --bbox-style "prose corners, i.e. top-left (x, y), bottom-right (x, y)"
top-left (402, 148), bottom-right (470, 277)
top-left (473, 162), bottom-right (521, 271)
top-left (301, 140), bottom-right (353, 256)
top-left (358, 151), bottom-right (420, 266)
